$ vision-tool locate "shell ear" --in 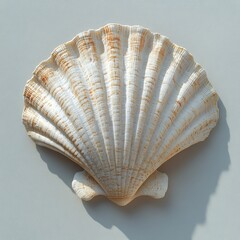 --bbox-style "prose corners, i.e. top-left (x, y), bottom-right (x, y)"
top-left (72, 171), bottom-right (106, 201)
top-left (134, 171), bottom-right (168, 199)
top-left (72, 170), bottom-right (168, 205)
